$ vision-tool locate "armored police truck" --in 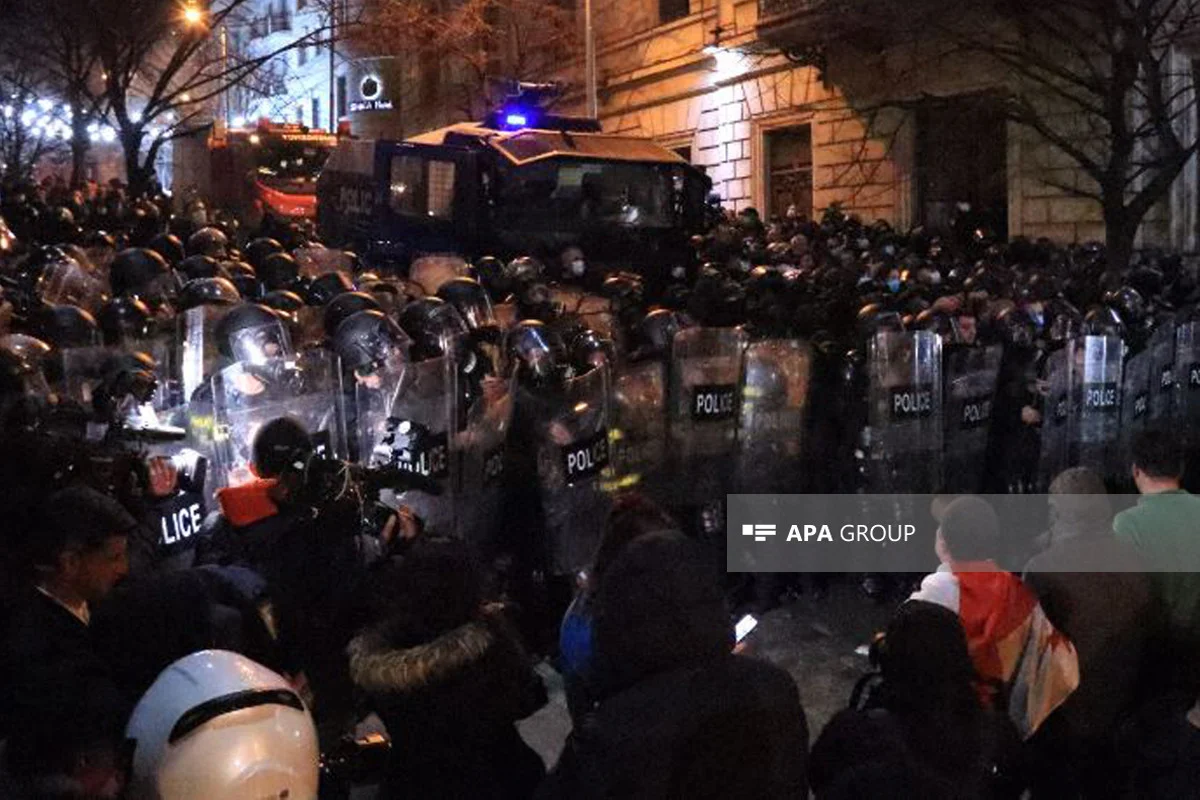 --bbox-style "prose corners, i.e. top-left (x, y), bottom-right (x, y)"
top-left (315, 110), bottom-right (710, 288)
